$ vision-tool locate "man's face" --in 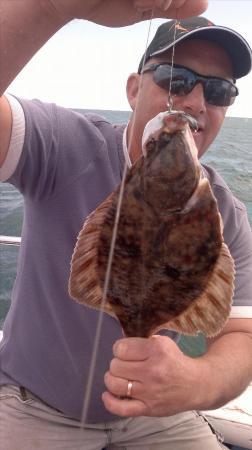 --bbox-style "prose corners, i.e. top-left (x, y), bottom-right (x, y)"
top-left (126, 39), bottom-right (234, 161)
